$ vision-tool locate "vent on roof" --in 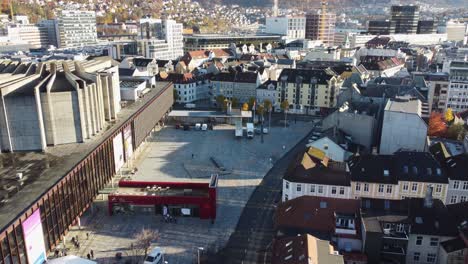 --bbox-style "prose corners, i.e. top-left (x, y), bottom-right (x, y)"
top-left (383, 170), bottom-right (389, 177)
top-left (415, 217), bottom-right (423, 224)
top-left (285, 241), bottom-right (293, 247)
top-left (361, 167), bottom-right (365, 172)
top-left (286, 206), bottom-right (292, 212)
top-left (320, 201), bottom-right (327, 208)
top-left (436, 168), bottom-right (442, 176)
top-left (299, 254), bottom-right (305, 260)
top-left (450, 162), bottom-right (457, 168)
top-left (412, 166), bottom-right (418, 174)
top-left (285, 255), bottom-right (292, 260)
